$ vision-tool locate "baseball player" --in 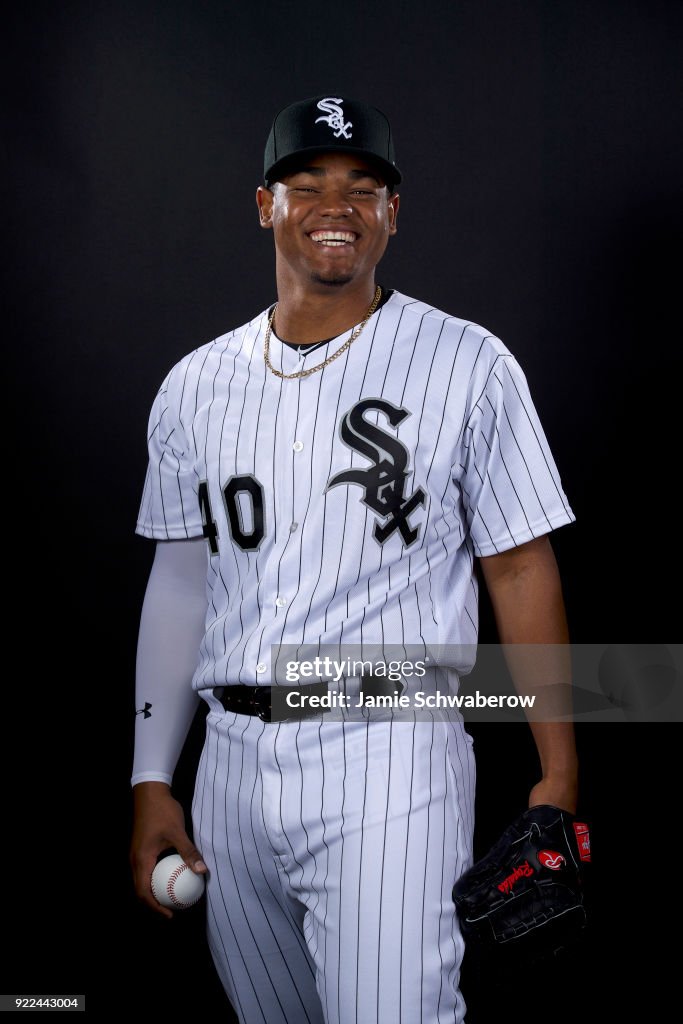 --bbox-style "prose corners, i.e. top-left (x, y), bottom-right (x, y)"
top-left (130, 95), bottom-right (579, 1023)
